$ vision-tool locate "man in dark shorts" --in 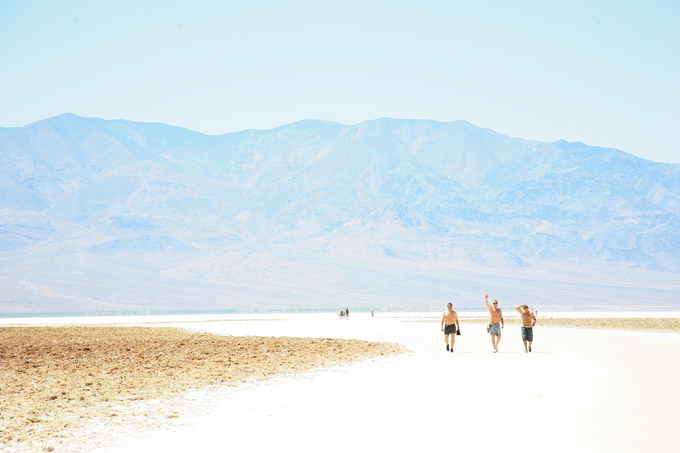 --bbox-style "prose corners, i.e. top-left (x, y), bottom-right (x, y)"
top-left (440, 303), bottom-right (460, 353)
top-left (516, 304), bottom-right (537, 352)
